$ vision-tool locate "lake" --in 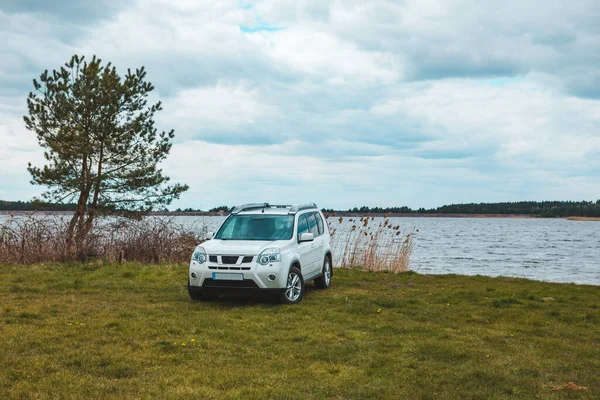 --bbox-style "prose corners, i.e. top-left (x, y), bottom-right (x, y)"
top-left (2, 214), bottom-right (598, 285)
